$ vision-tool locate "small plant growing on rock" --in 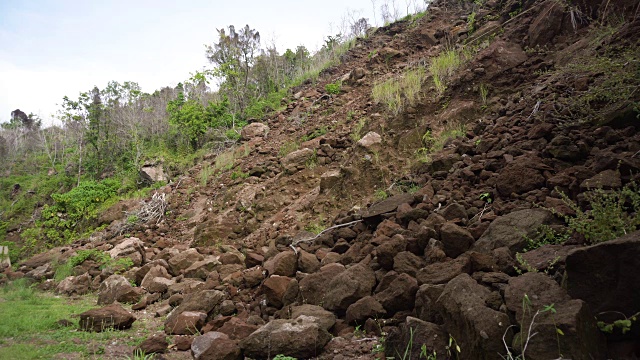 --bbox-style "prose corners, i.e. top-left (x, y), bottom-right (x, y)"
top-left (558, 181), bottom-right (640, 244)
